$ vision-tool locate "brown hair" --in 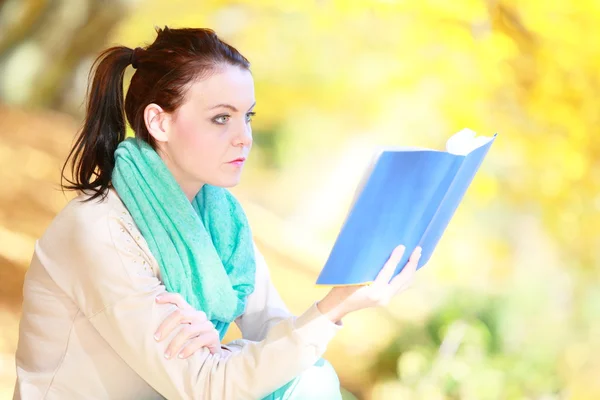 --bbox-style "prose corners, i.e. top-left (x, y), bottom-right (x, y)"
top-left (61, 26), bottom-right (250, 201)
